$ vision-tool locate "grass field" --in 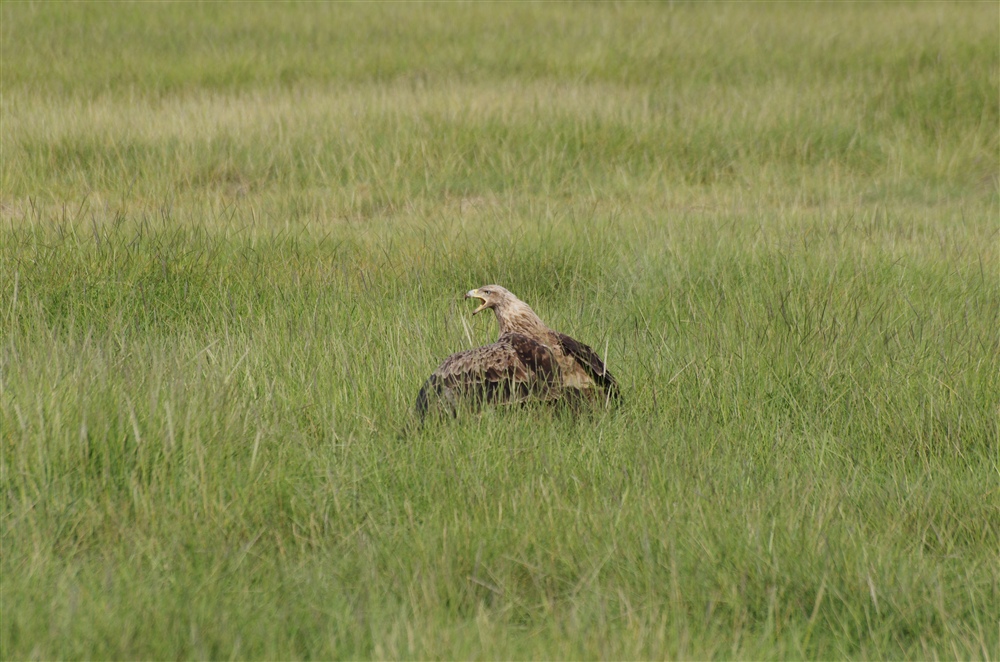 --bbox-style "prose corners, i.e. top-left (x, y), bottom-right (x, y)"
top-left (2, 2), bottom-right (998, 659)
